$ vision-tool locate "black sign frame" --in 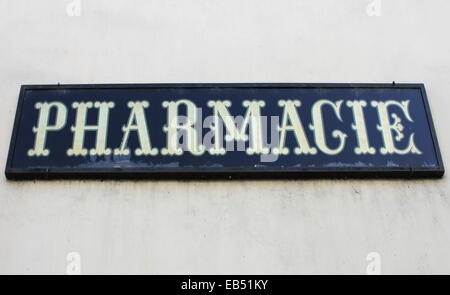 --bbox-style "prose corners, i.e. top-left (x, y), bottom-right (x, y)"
top-left (5, 83), bottom-right (444, 180)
